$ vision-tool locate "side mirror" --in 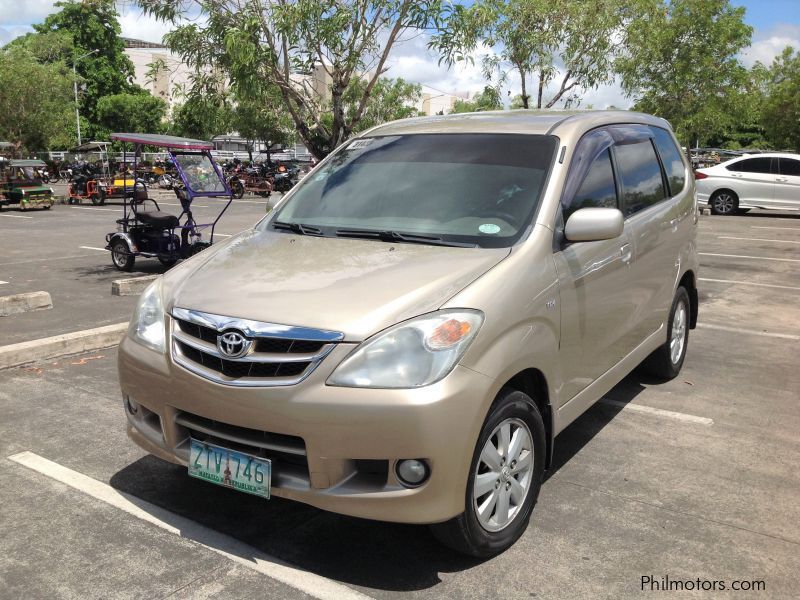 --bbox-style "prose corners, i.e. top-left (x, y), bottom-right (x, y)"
top-left (564, 207), bottom-right (624, 242)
